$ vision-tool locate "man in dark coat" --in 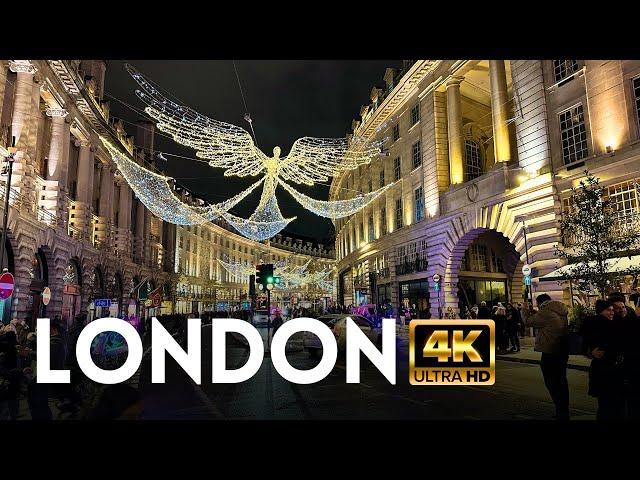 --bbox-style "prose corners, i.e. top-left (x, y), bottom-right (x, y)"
top-left (581, 299), bottom-right (628, 420)
top-left (609, 294), bottom-right (640, 419)
top-left (477, 301), bottom-right (491, 320)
